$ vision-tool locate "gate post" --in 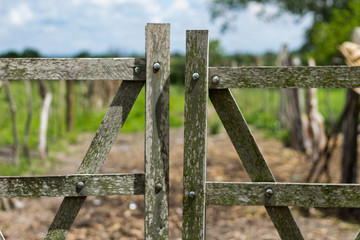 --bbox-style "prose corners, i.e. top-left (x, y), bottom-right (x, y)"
top-left (145, 23), bottom-right (170, 239)
top-left (182, 30), bottom-right (209, 239)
